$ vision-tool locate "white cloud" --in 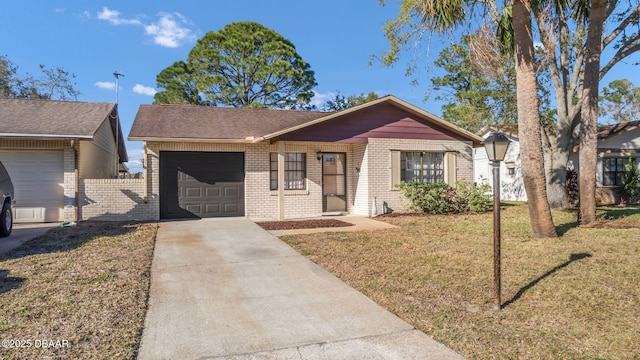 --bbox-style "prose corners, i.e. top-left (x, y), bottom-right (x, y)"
top-left (95, 81), bottom-right (116, 90)
top-left (126, 158), bottom-right (143, 166)
top-left (128, 148), bottom-right (145, 159)
top-left (133, 84), bottom-right (157, 96)
top-left (124, 160), bottom-right (143, 175)
top-left (97, 7), bottom-right (141, 26)
top-left (91, 8), bottom-right (196, 48)
top-left (125, 149), bottom-right (145, 174)
top-left (144, 12), bottom-right (195, 48)
top-left (310, 91), bottom-right (337, 108)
